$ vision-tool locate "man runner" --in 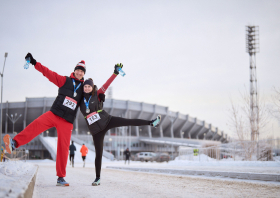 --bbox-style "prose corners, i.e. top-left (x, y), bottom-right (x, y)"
top-left (69, 141), bottom-right (76, 167)
top-left (3, 53), bottom-right (85, 186)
